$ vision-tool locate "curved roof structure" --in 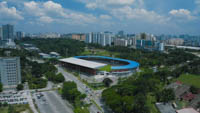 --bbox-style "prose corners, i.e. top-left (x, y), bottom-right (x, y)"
top-left (74, 56), bottom-right (140, 70)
